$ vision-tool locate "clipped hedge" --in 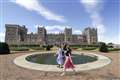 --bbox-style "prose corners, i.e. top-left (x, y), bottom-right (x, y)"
top-left (82, 47), bottom-right (97, 50)
top-left (0, 42), bottom-right (10, 54)
top-left (72, 47), bottom-right (79, 50)
top-left (30, 47), bottom-right (44, 50)
top-left (99, 42), bottom-right (108, 52)
top-left (70, 44), bottom-right (99, 48)
top-left (10, 47), bottom-right (29, 51)
top-left (43, 45), bottom-right (53, 51)
top-left (108, 48), bottom-right (120, 51)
